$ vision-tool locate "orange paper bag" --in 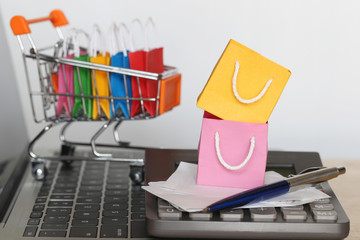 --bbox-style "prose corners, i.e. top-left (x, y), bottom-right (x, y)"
top-left (197, 39), bottom-right (291, 123)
